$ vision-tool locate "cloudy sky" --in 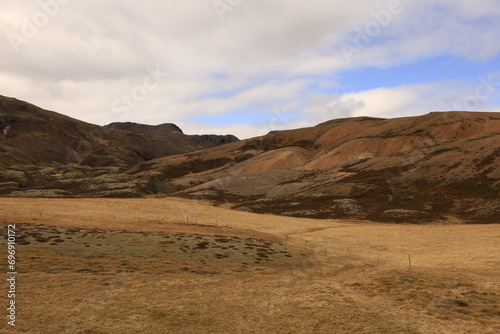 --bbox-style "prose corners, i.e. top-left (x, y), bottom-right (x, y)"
top-left (1, 0), bottom-right (499, 139)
